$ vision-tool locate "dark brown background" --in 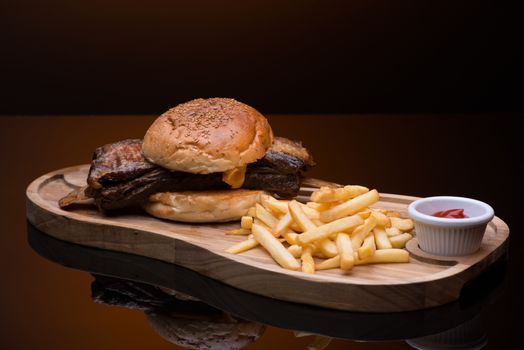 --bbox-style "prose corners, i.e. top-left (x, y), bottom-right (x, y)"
top-left (1, 0), bottom-right (522, 114)
top-left (1, 1), bottom-right (522, 349)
